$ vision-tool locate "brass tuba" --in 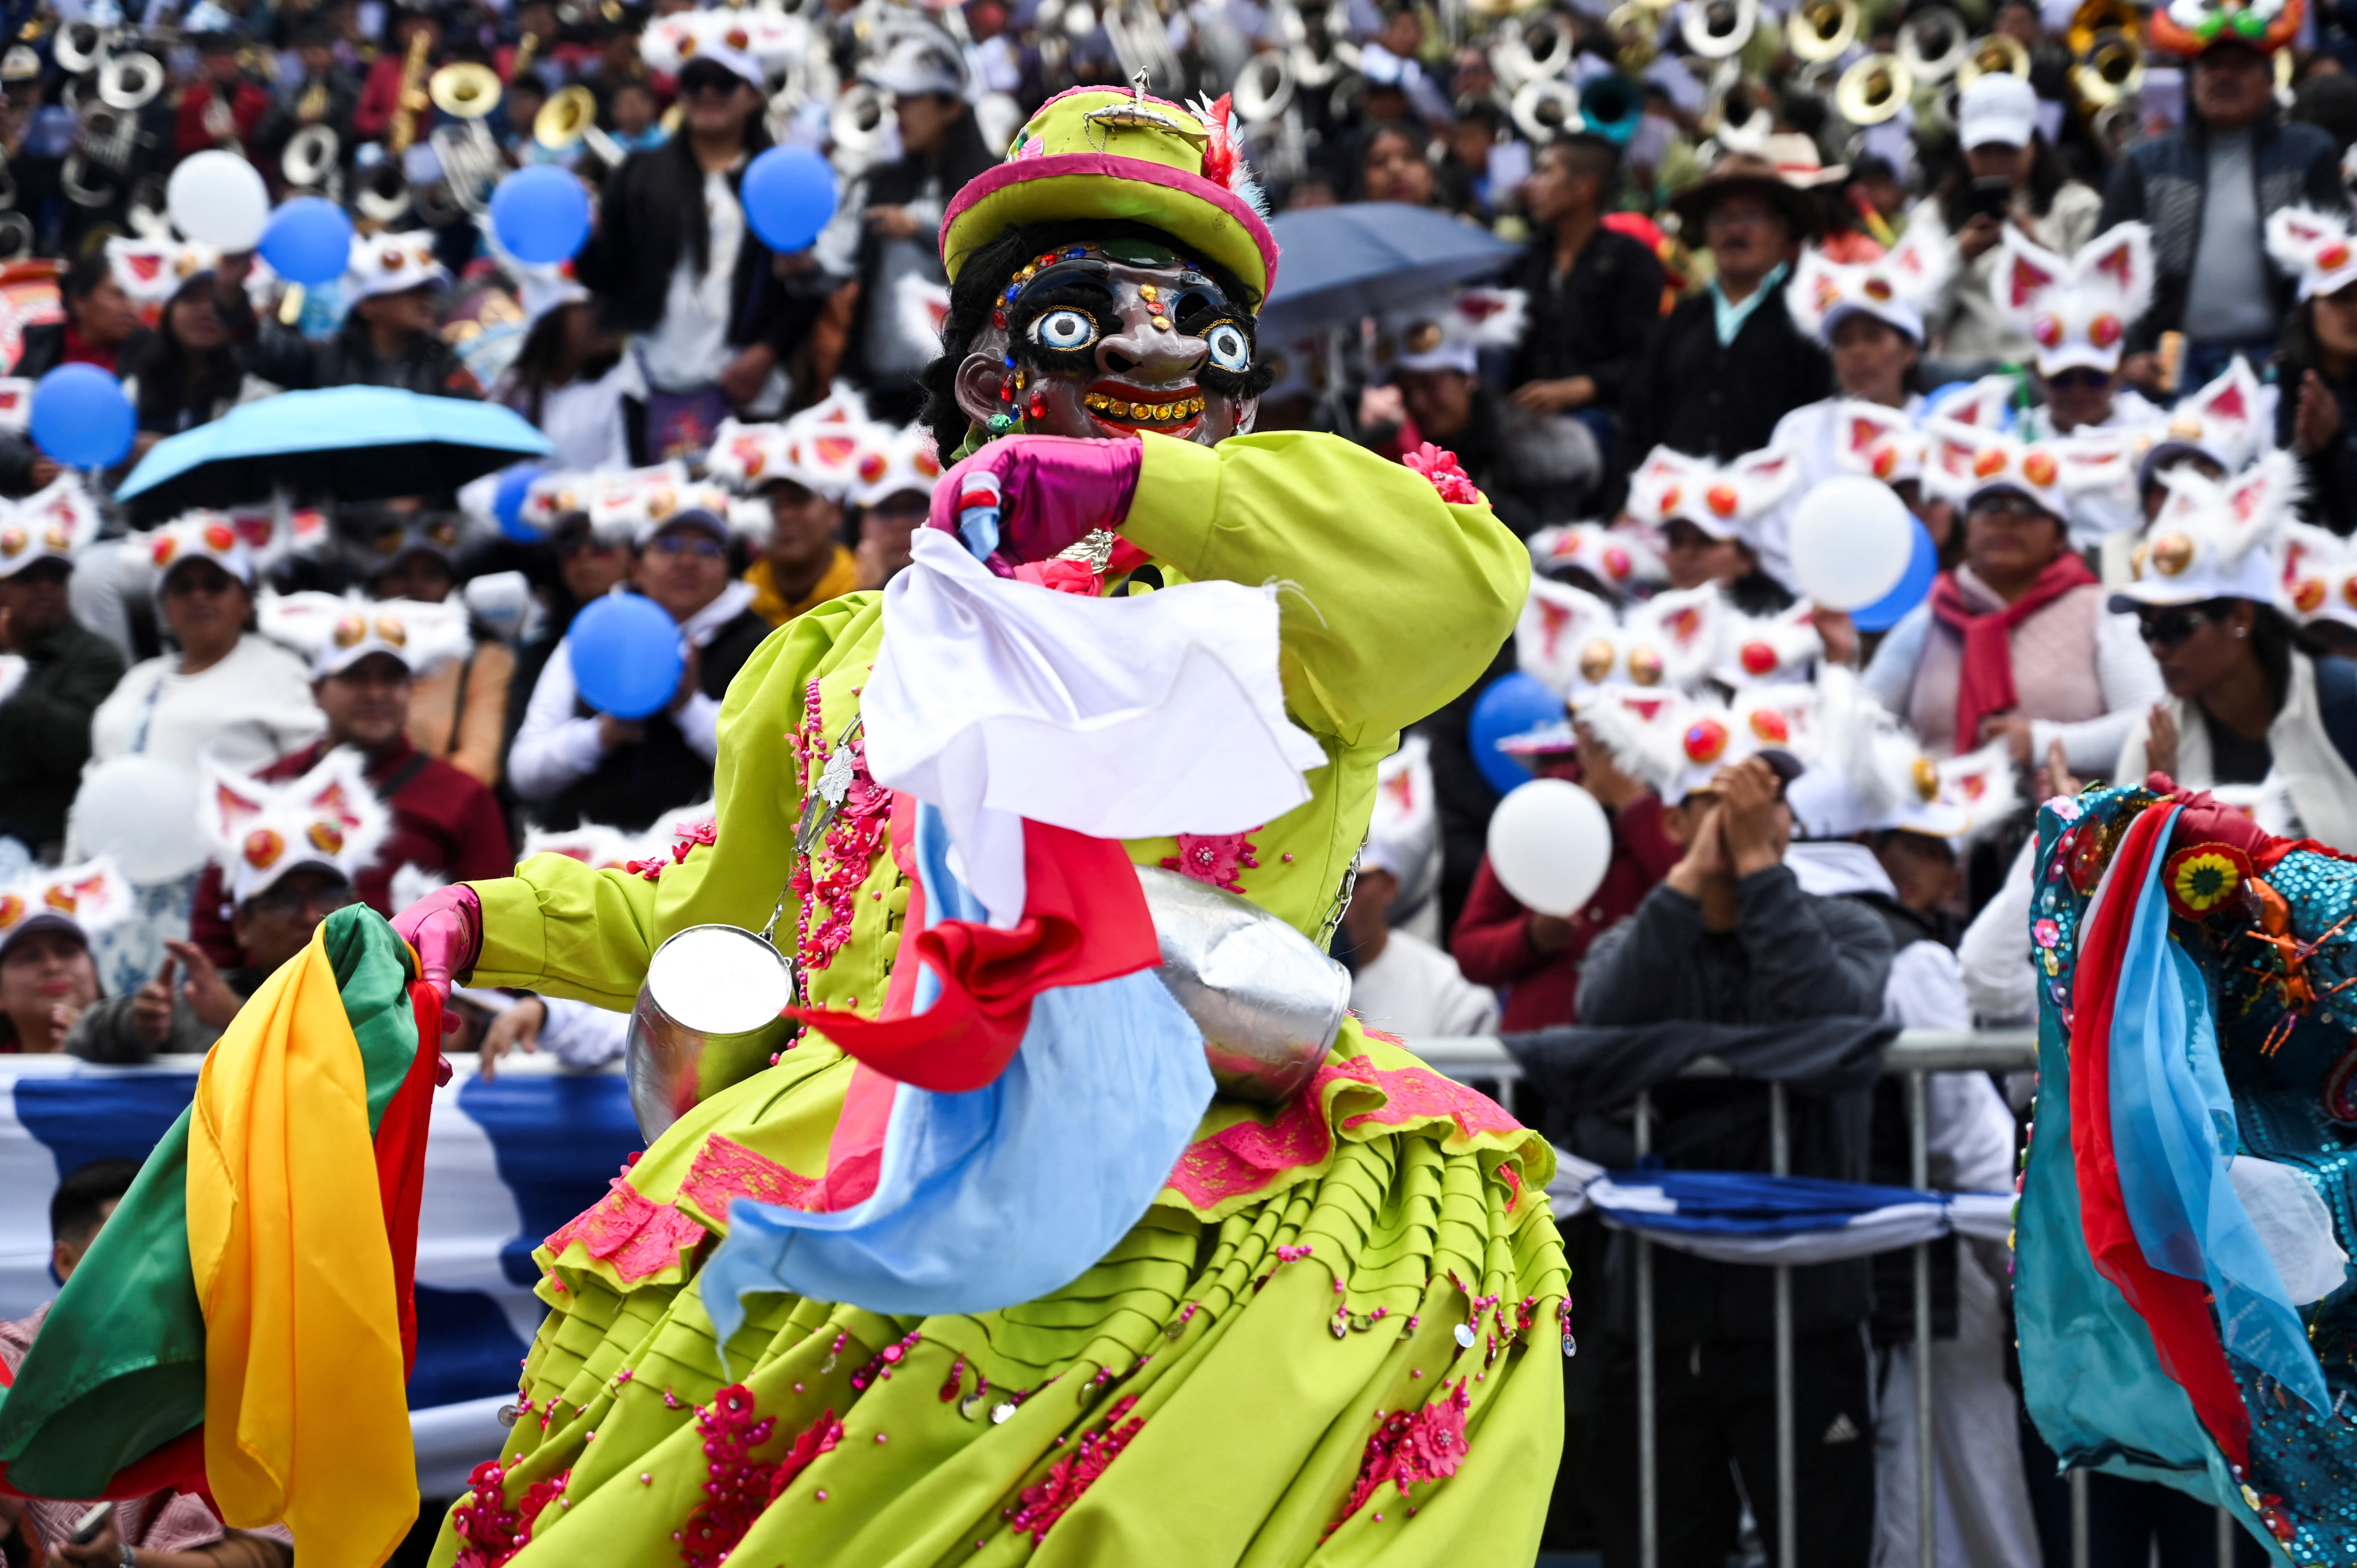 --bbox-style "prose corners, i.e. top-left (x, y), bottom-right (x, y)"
top-left (1896, 5), bottom-right (1968, 81)
top-left (535, 83), bottom-right (626, 172)
top-left (1835, 51), bottom-right (1912, 124)
top-left (1787, 0), bottom-right (1858, 62)
top-left (1955, 31), bottom-right (2030, 88)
